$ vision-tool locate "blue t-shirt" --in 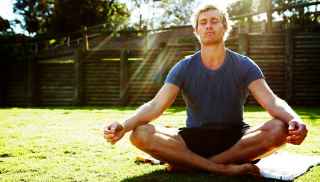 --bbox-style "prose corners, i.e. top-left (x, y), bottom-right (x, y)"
top-left (165, 49), bottom-right (264, 128)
